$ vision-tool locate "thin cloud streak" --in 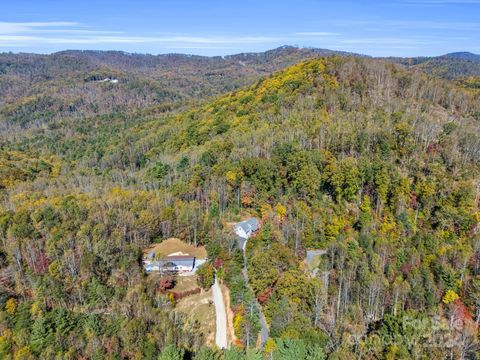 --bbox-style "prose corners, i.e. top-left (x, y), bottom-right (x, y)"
top-left (330, 19), bottom-right (480, 30)
top-left (294, 32), bottom-right (339, 36)
top-left (0, 35), bottom-right (283, 46)
top-left (402, 0), bottom-right (480, 5)
top-left (33, 30), bottom-right (125, 35)
top-left (0, 20), bottom-right (476, 57)
top-left (340, 37), bottom-right (445, 45)
top-left (0, 22), bottom-right (284, 47)
top-left (0, 22), bottom-right (79, 34)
